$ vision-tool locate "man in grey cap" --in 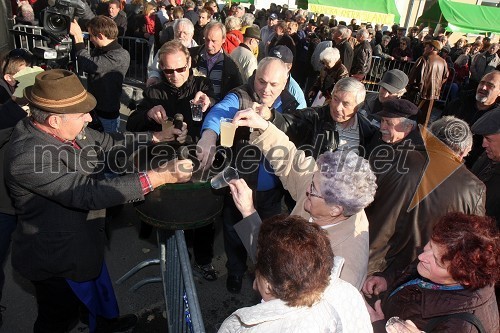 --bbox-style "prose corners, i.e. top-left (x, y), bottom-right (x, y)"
top-left (471, 106), bottom-right (500, 226)
top-left (230, 26), bottom-right (261, 84)
top-left (362, 69), bottom-right (409, 117)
